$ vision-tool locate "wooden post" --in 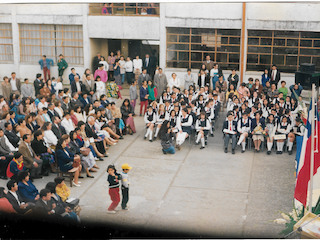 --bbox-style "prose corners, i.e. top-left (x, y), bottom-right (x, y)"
top-left (240, 2), bottom-right (246, 83)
